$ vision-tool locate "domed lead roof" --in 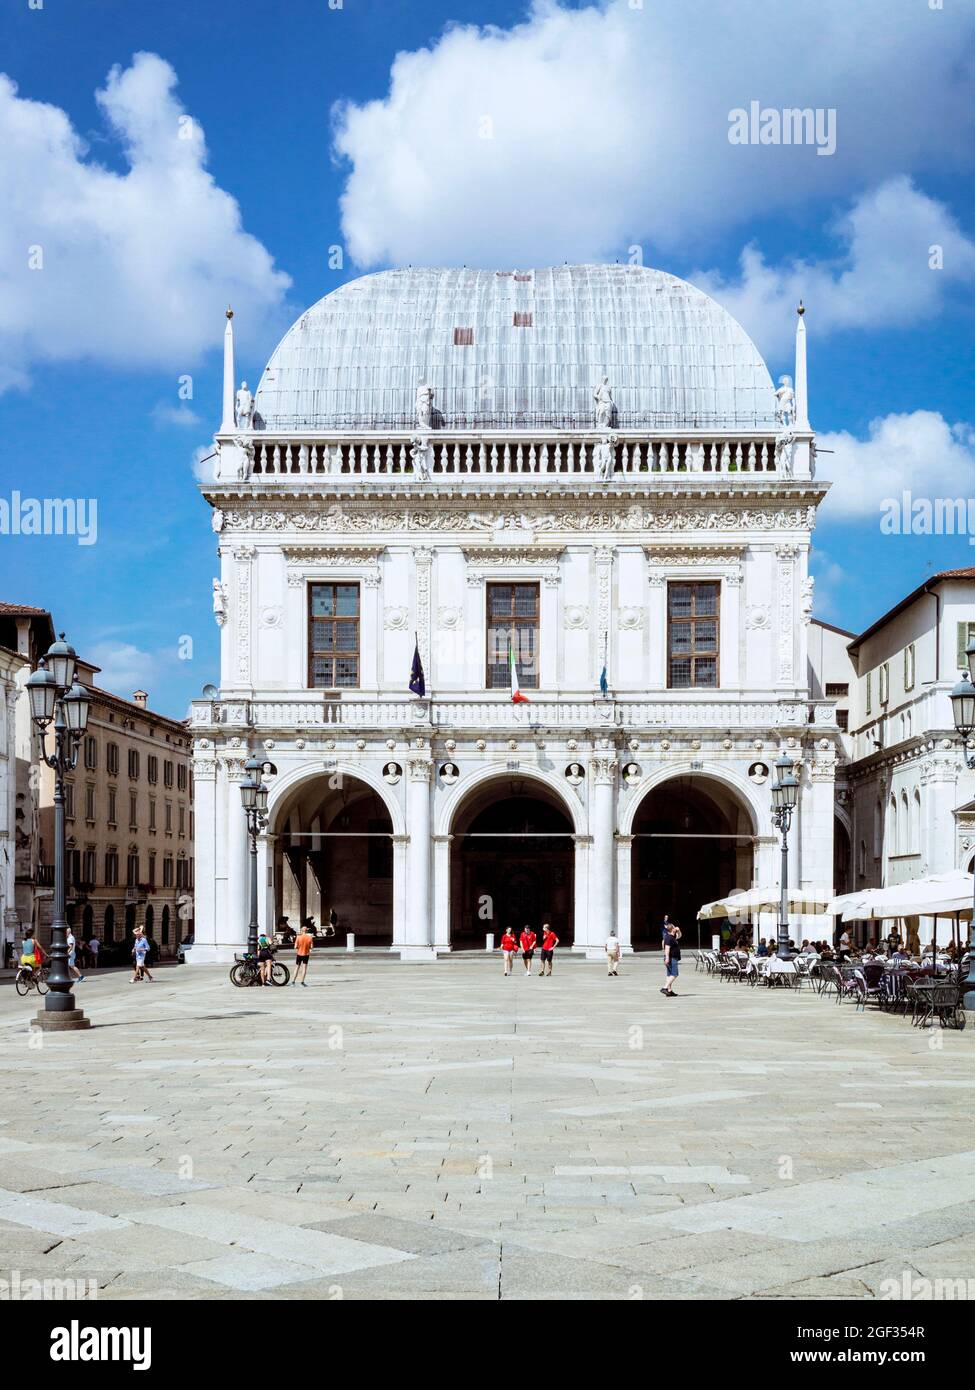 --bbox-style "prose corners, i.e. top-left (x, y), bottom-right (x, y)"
top-left (253, 265), bottom-right (776, 432)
